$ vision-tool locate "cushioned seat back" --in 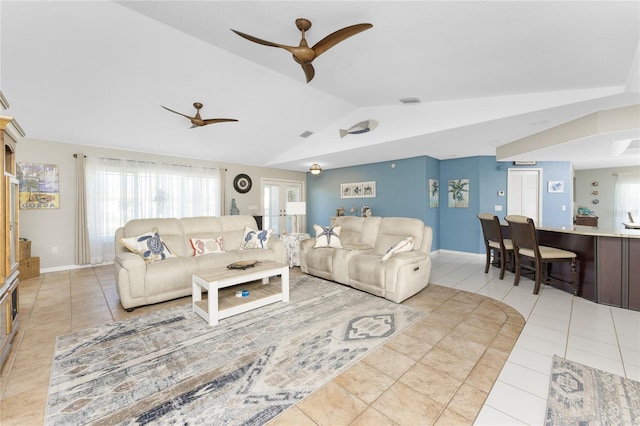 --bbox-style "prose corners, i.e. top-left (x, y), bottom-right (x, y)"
top-left (123, 218), bottom-right (186, 257)
top-left (219, 215), bottom-right (260, 250)
top-left (179, 216), bottom-right (224, 254)
top-left (478, 213), bottom-right (505, 246)
top-left (373, 217), bottom-right (425, 256)
top-left (334, 216), bottom-right (381, 247)
top-left (505, 215), bottom-right (538, 254)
